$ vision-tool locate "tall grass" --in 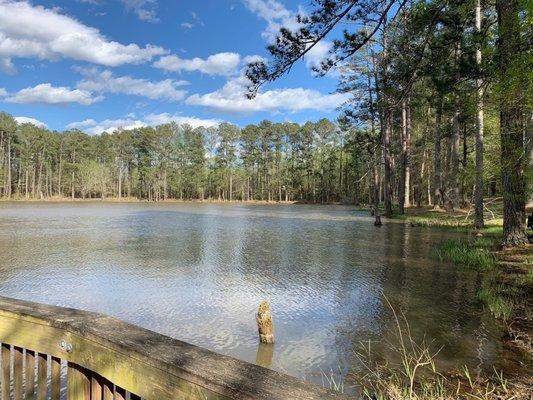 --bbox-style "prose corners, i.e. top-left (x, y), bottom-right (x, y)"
top-left (320, 367), bottom-right (345, 393)
top-left (349, 297), bottom-right (528, 400)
